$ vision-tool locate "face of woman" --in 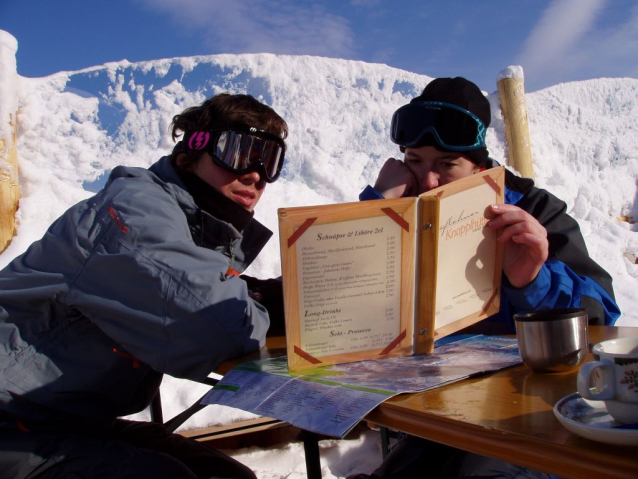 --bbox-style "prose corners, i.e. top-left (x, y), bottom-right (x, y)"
top-left (403, 145), bottom-right (480, 193)
top-left (188, 153), bottom-right (266, 212)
